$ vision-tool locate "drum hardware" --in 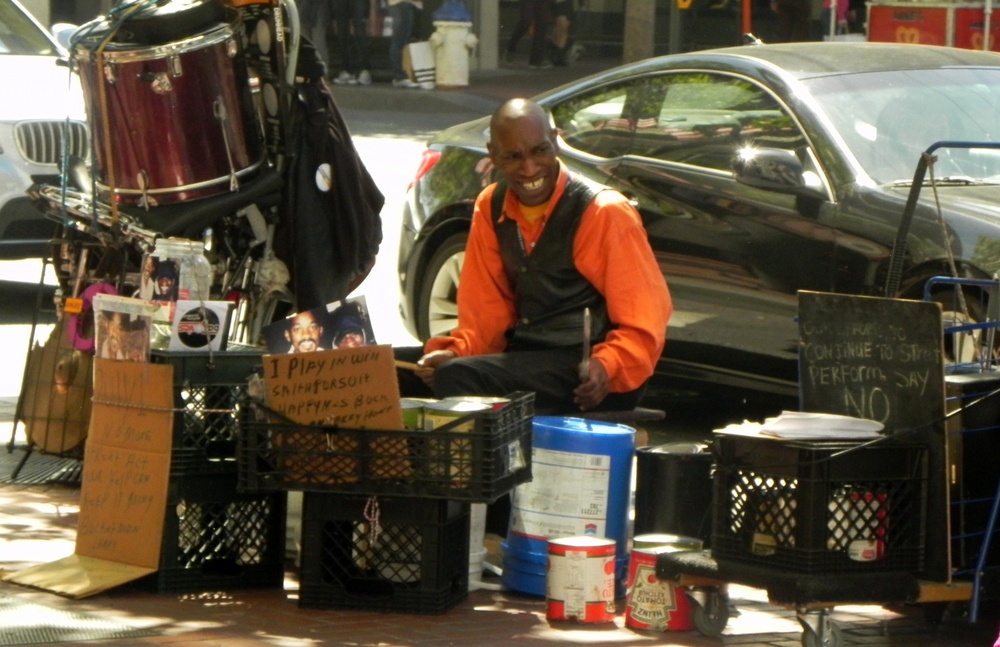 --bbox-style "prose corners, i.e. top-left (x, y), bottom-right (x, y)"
top-left (144, 71), bottom-right (174, 94)
top-left (214, 98), bottom-right (241, 192)
top-left (37, 185), bottom-right (159, 249)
